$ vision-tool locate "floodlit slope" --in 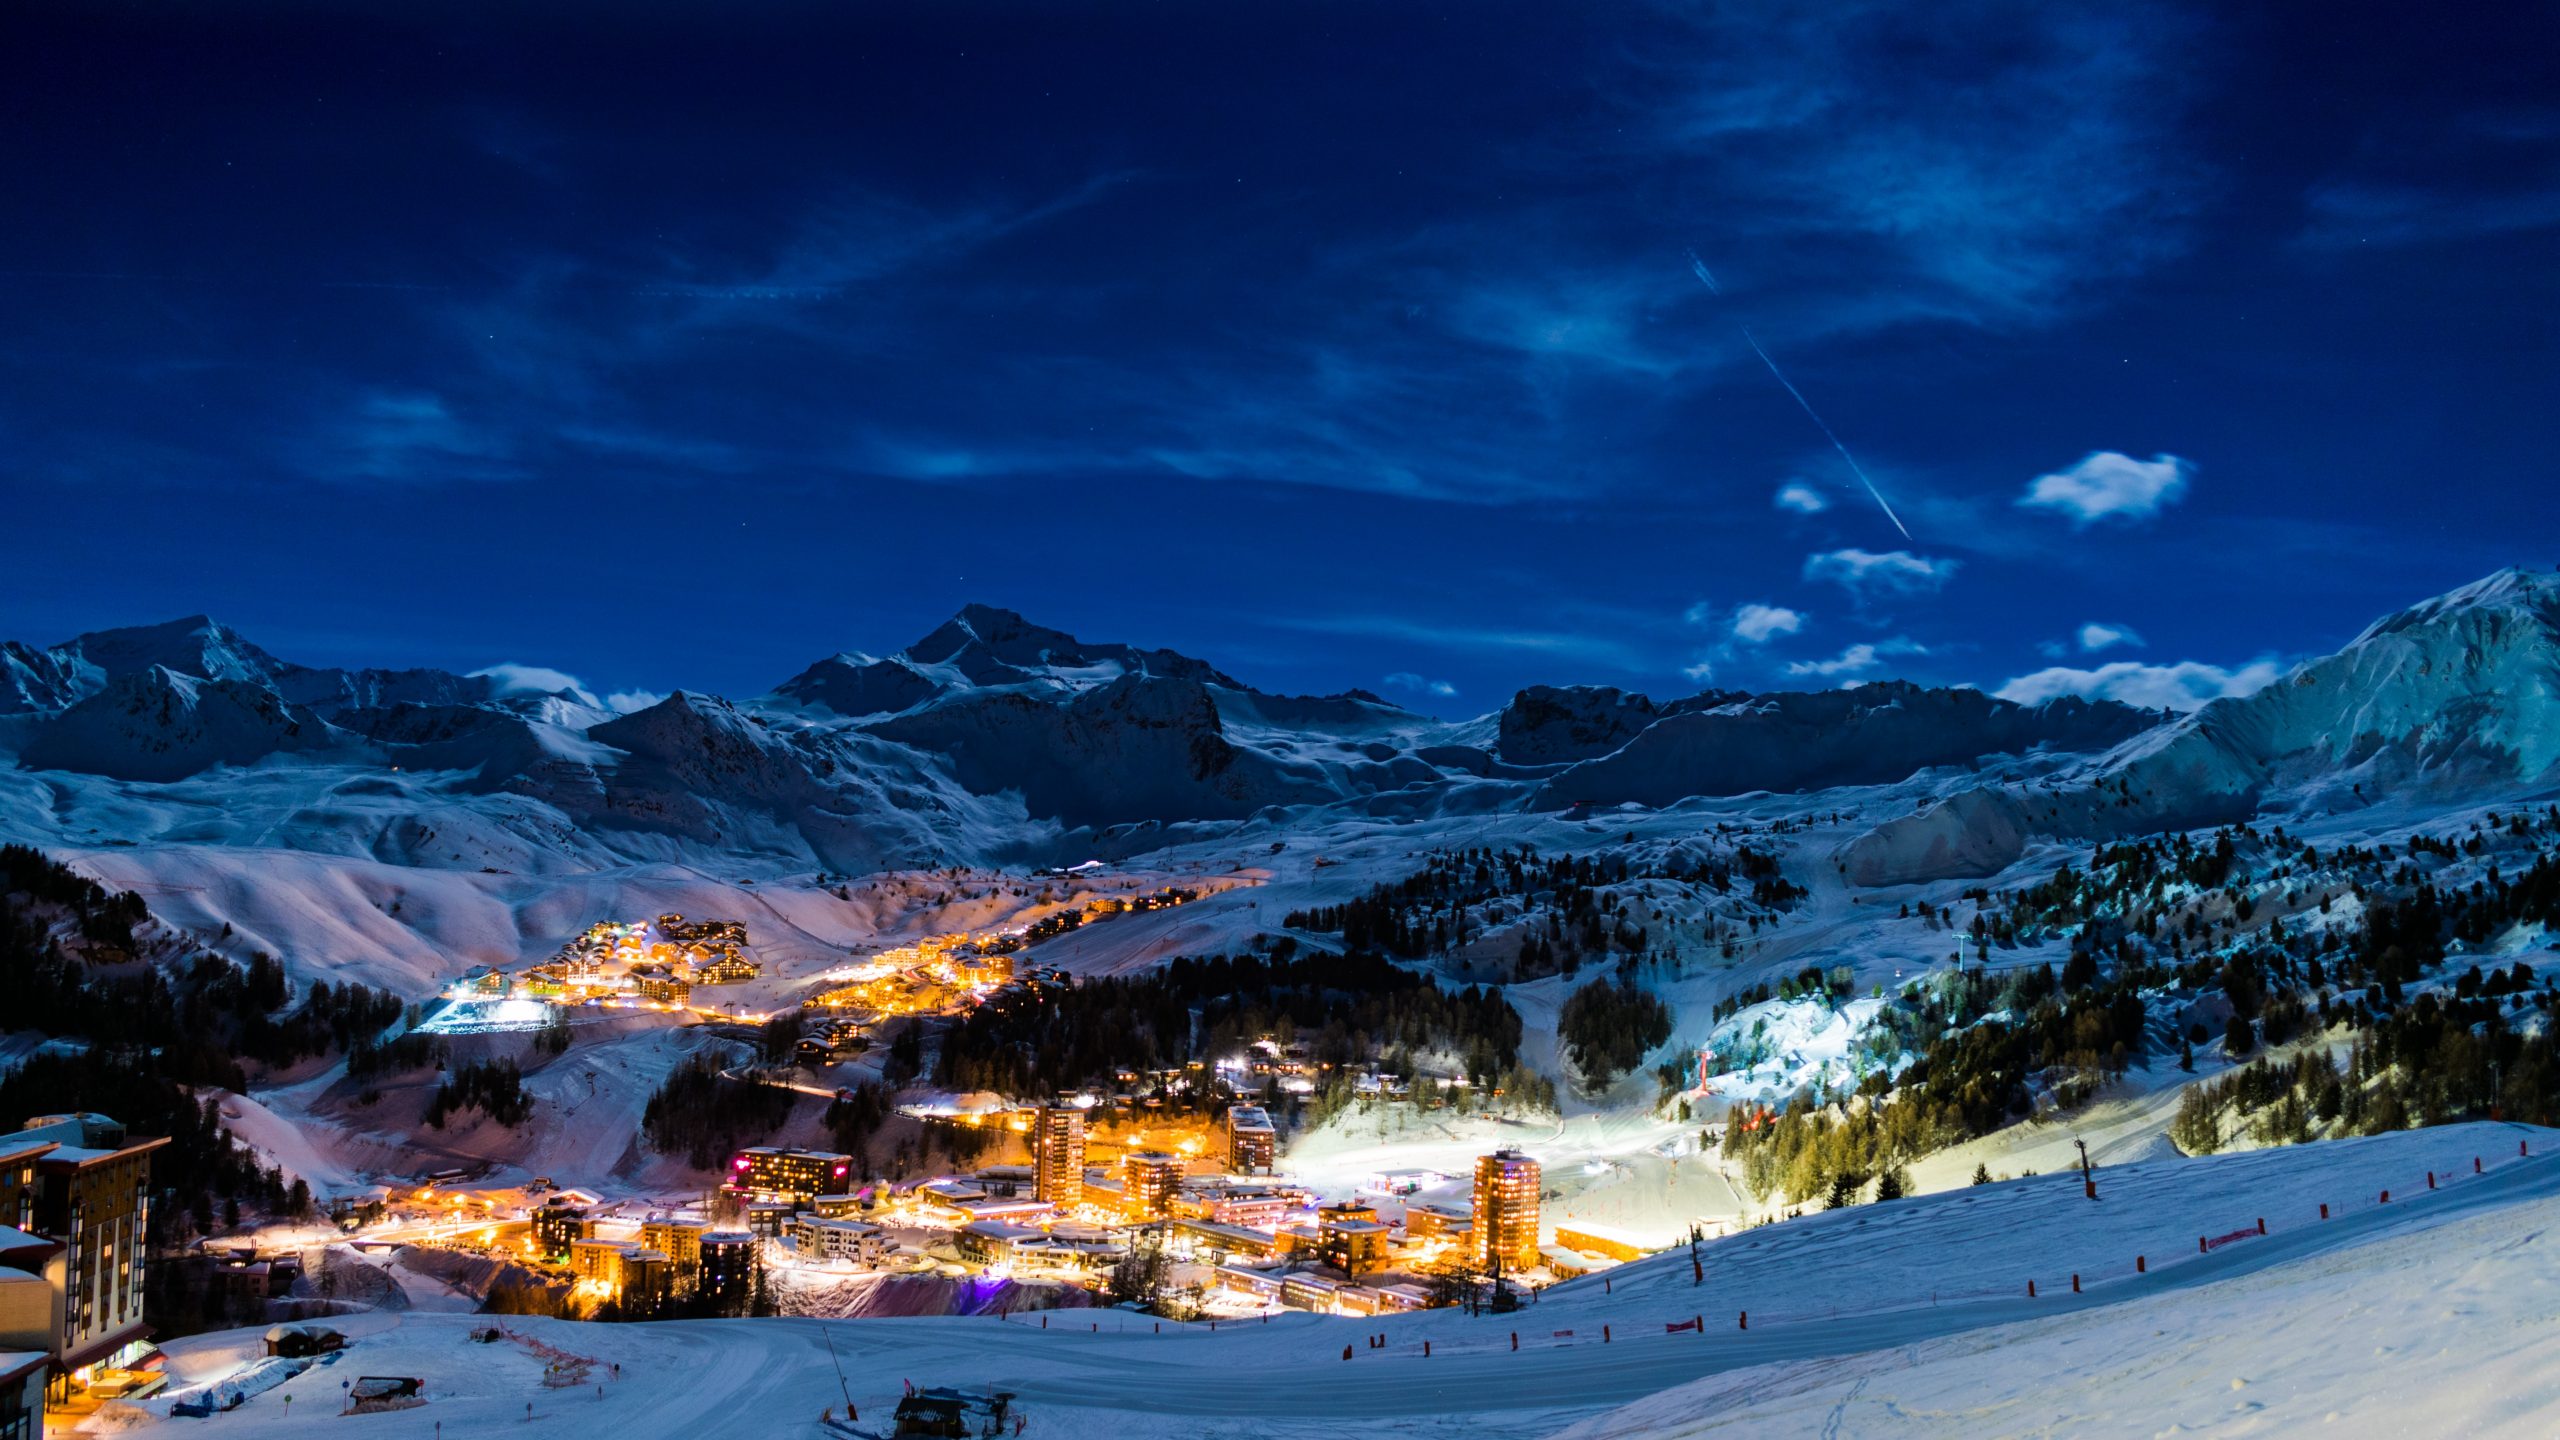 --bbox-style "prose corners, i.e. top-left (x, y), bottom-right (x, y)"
top-left (136, 1124), bottom-right (2560, 1440)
